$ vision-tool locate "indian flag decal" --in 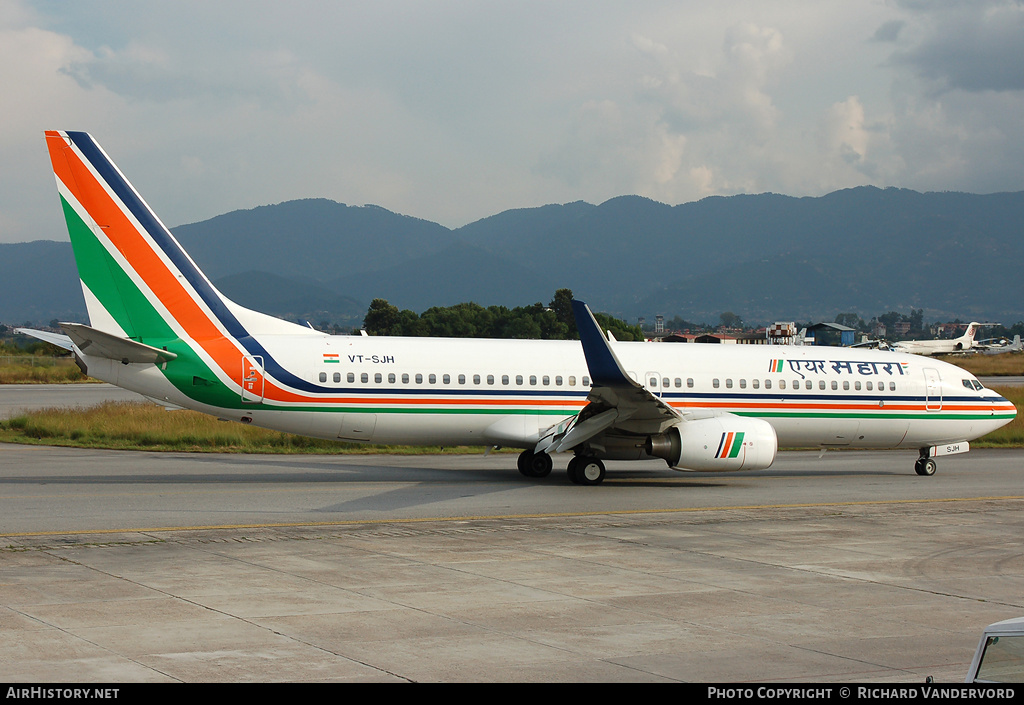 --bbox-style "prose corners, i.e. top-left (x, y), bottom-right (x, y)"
top-left (769, 359), bottom-right (784, 373)
top-left (715, 431), bottom-right (745, 459)
top-left (323, 353), bottom-right (340, 364)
